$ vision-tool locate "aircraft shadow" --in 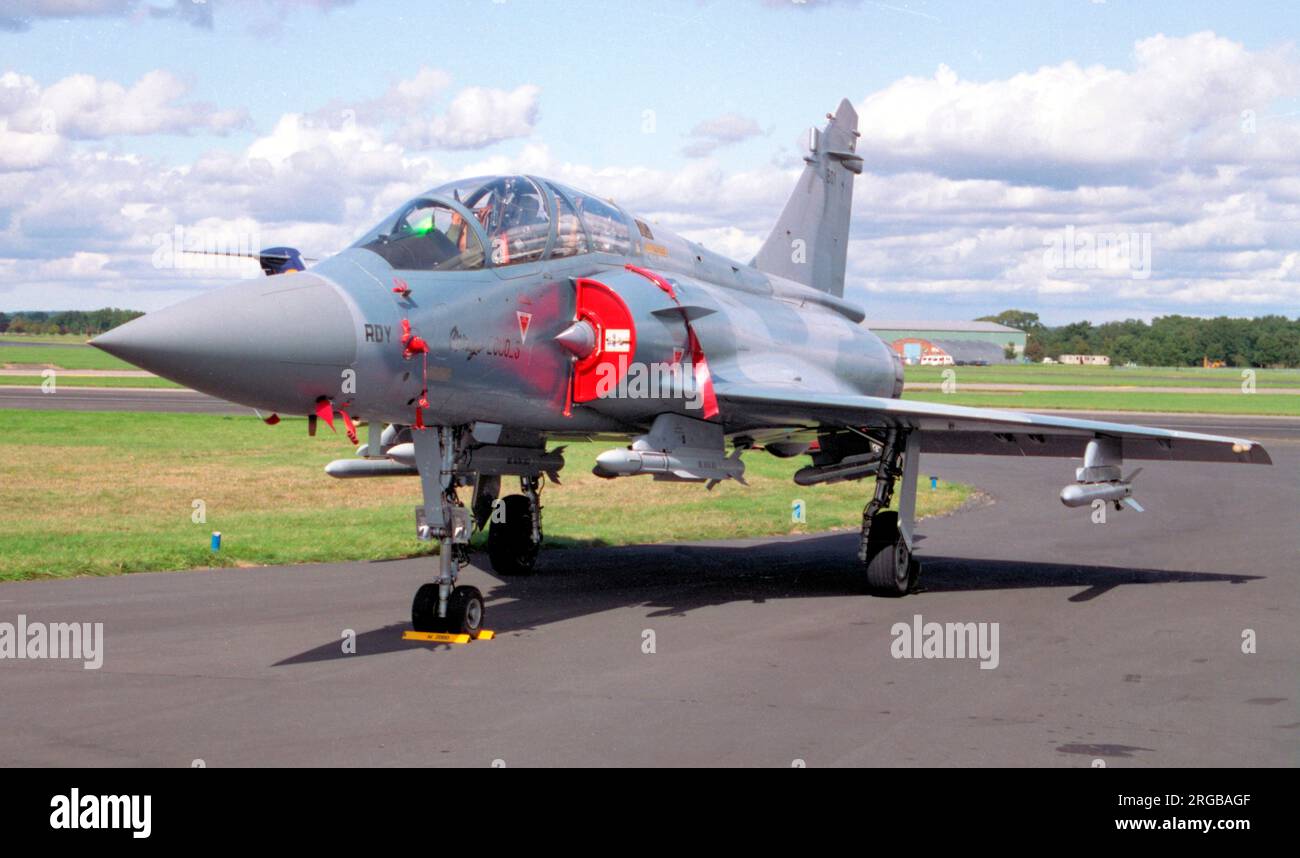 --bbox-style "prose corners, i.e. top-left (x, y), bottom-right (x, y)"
top-left (273, 531), bottom-right (1259, 666)
top-left (274, 623), bottom-right (463, 665)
